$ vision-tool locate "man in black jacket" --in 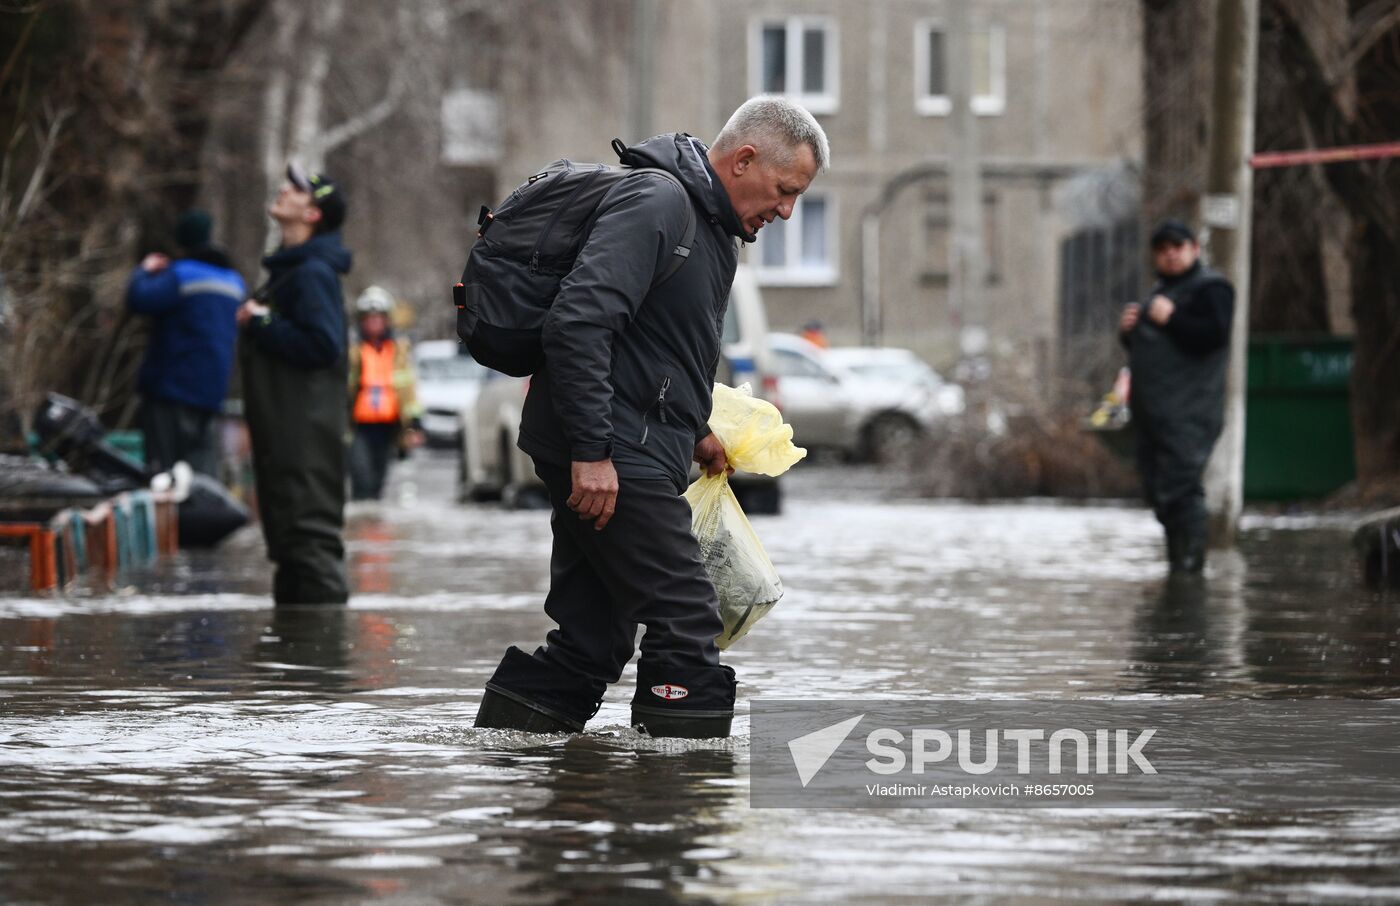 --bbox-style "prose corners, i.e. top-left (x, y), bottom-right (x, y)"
top-left (1119, 219), bottom-right (1235, 573)
top-left (476, 98), bottom-right (829, 738)
top-left (237, 164), bottom-right (352, 605)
